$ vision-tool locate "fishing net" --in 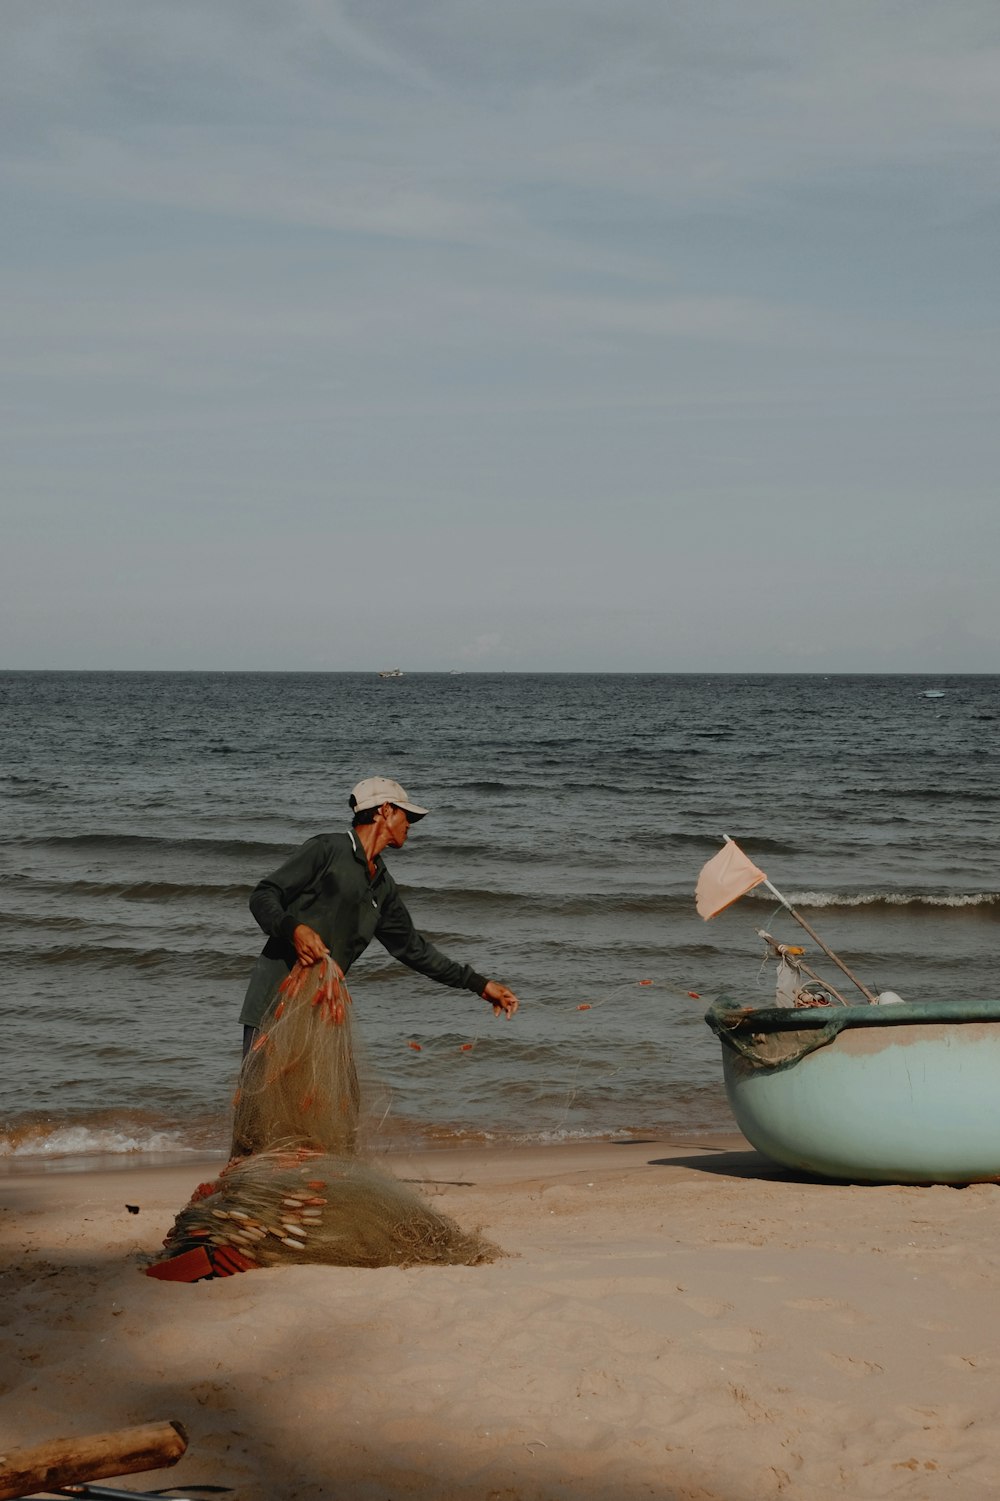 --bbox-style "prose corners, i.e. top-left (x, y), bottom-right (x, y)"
top-left (230, 956), bottom-right (363, 1158)
top-left (147, 959), bottom-right (499, 1279)
top-left (151, 1145), bottom-right (494, 1272)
